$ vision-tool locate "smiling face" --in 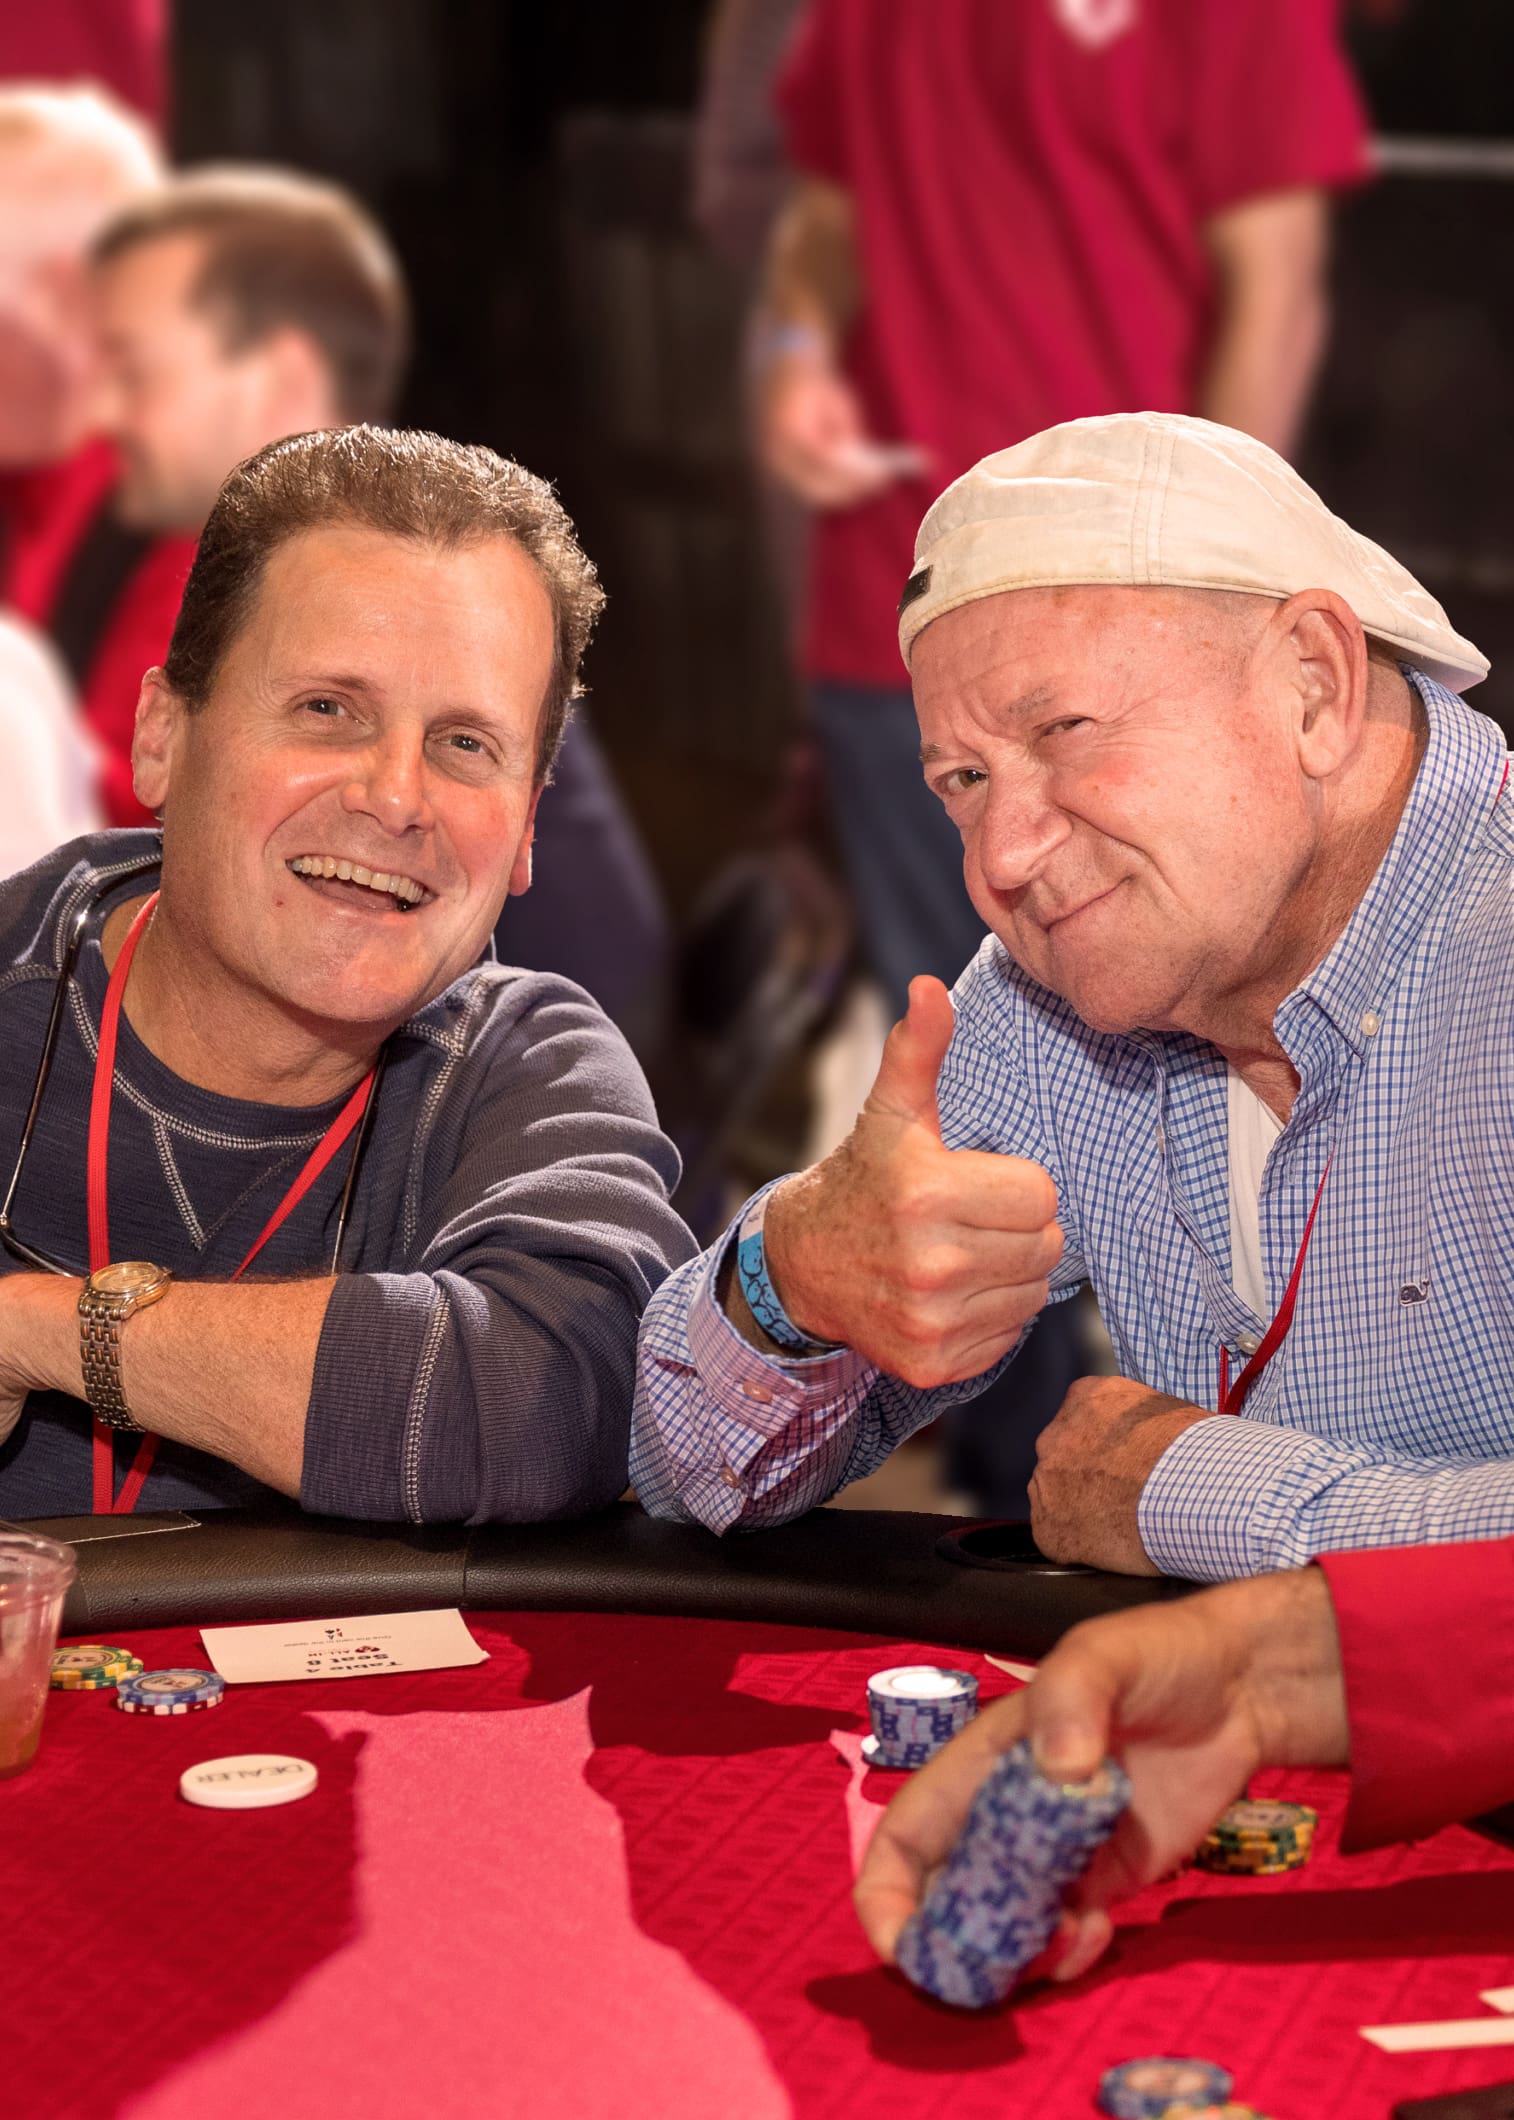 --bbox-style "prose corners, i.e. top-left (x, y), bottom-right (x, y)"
top-left (912, 585), bottom-right (1323, 1038)
top-left (135, 519), bottom-right (555, 1046)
